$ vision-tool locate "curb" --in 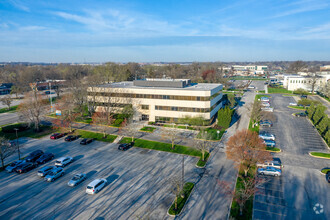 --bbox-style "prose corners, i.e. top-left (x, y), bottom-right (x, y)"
top-left (308, 152), bottom-right (330, 160)
top-left (287, 106), bottom-right (306, 111)
top-left (167, 183), bottom-right (196, 217)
